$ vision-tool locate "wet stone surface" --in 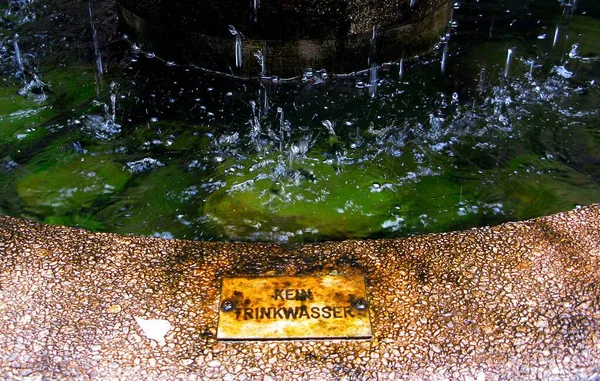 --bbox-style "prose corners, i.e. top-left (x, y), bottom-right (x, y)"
top-left (0, 205), bottom-right (599, 379)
